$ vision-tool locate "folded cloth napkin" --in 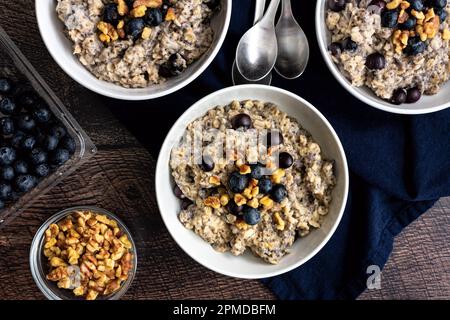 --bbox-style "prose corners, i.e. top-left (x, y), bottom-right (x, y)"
top-left (109, 0), bottom-right (450, 299)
